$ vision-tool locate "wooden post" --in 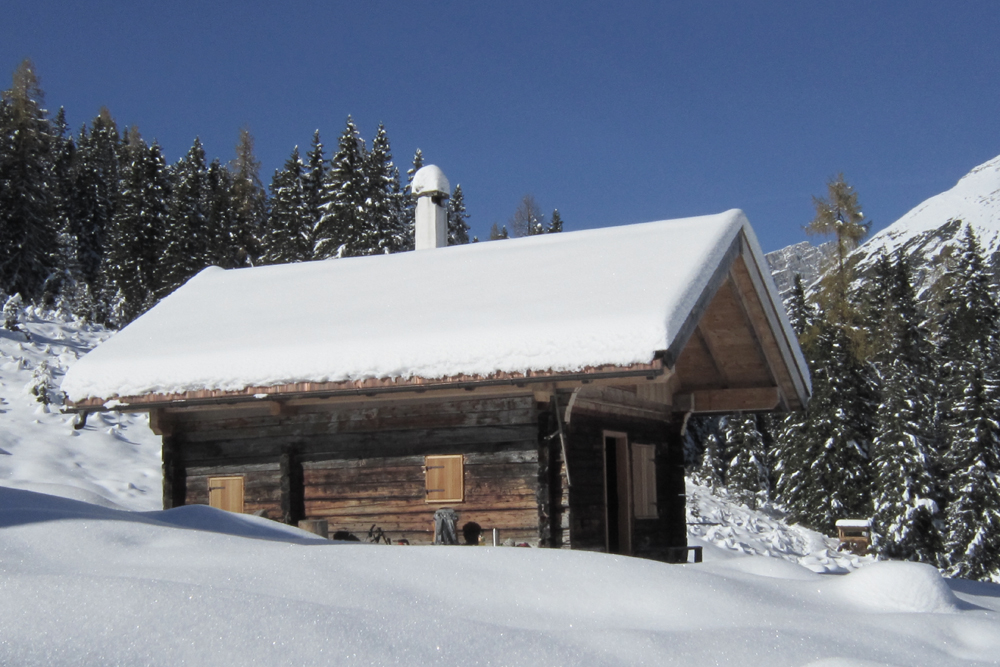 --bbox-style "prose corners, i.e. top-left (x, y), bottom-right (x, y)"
top-left (161, 436), bottom-right (186, 509)
top-left (280, 444), bottom-right (305, 525)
